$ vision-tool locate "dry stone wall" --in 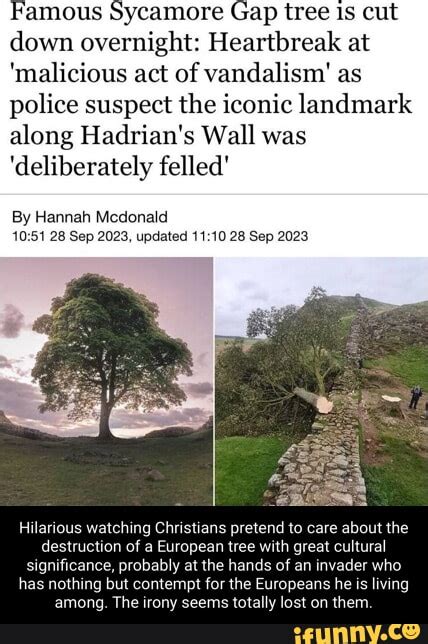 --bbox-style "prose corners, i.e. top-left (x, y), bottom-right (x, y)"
top-left (263, 297), bottom-right (368, 507)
